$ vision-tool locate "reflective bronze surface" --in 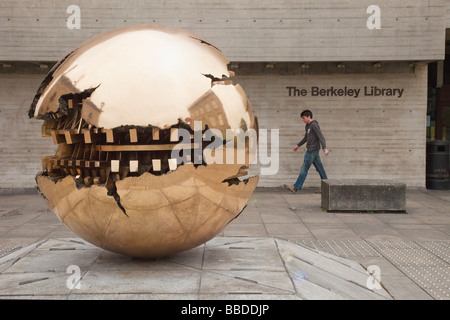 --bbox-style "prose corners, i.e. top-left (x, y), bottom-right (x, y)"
top-left (30, 25), bottom-right (259, 257)
top-left (31, 25), bottom-right (241, 130)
